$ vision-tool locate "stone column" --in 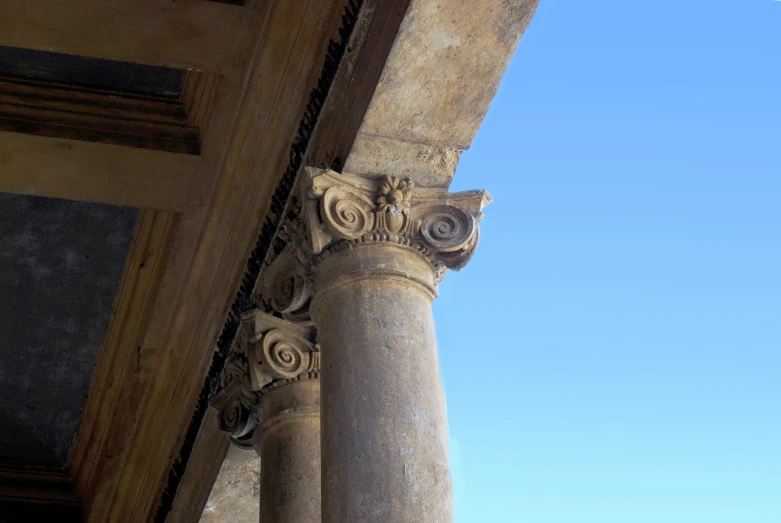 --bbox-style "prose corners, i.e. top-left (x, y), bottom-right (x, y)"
top-left (285, 168), bottom-right (489, 522)
top-left (314, 242), bottom-right (448, 522)
top-left (211, 311), bottom-right (321, 523)
top-left (255, 379), bottom-right (320, 523)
